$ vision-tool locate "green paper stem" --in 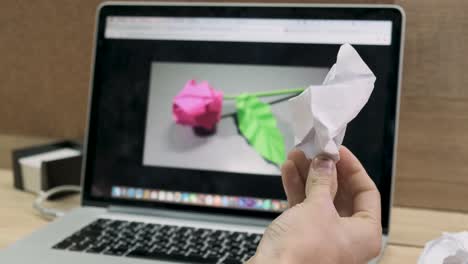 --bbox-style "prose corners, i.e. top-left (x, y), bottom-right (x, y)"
top-left (224, 88), bottom-right (304, 100)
